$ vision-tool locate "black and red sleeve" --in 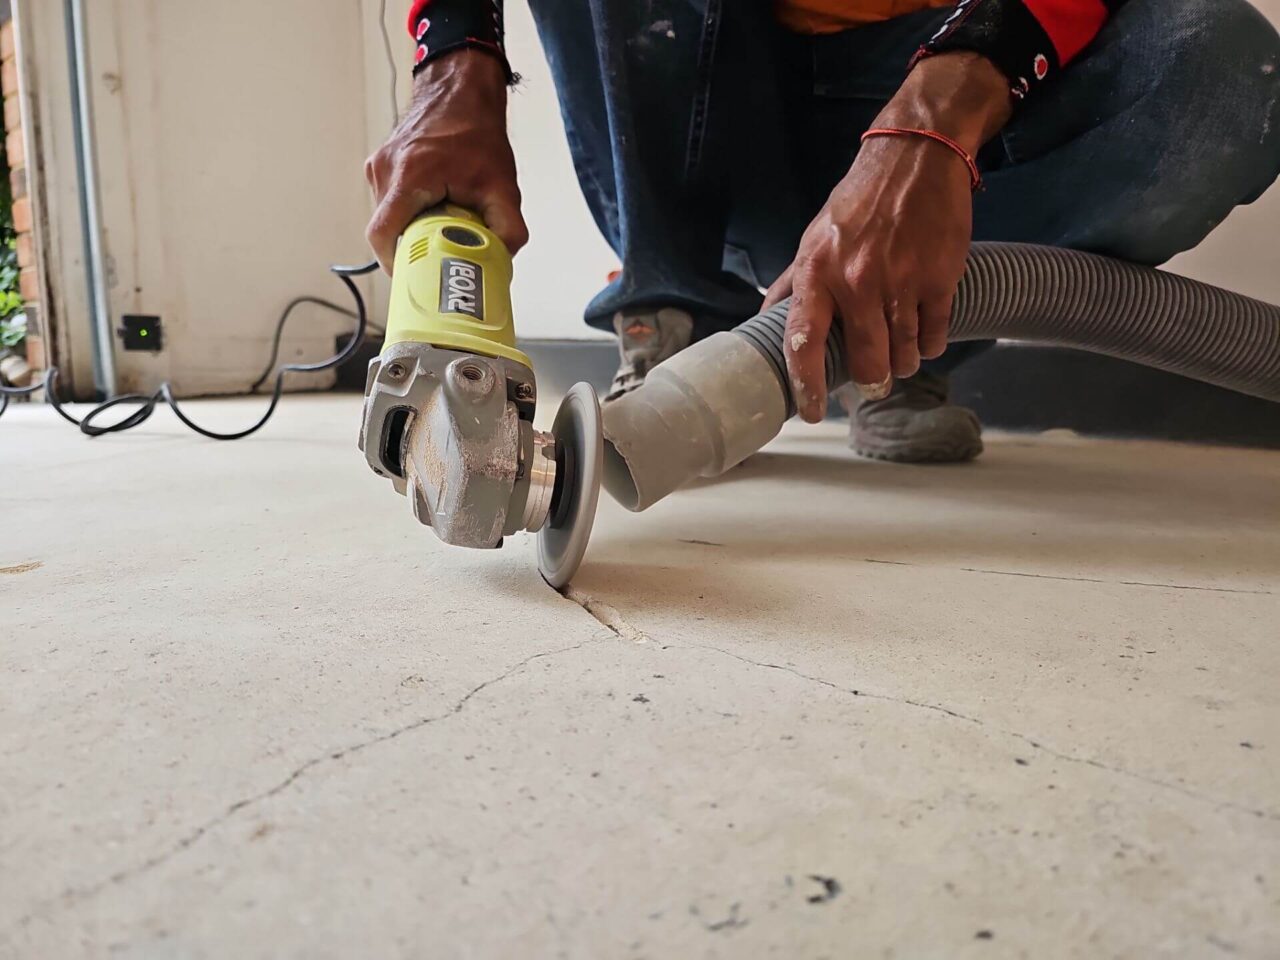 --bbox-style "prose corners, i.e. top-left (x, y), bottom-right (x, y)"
top-left (915, 0), bottom-right (1128, 100)
top-left (406, 0), bottom-right (514, 84)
